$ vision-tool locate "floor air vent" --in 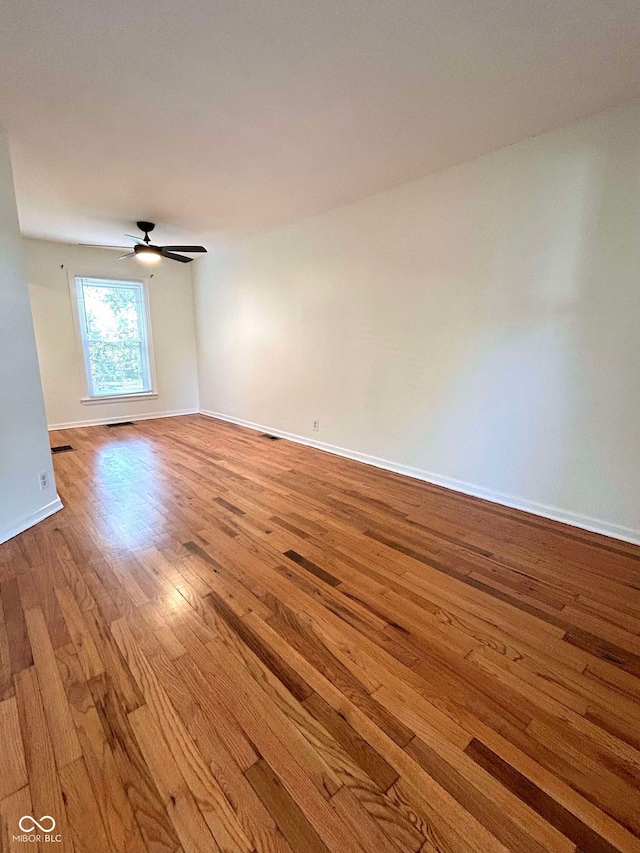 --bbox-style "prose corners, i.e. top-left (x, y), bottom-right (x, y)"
top-left (51, 445), bottom-right (74, 454)
top-left (106, 421), bottom-right (135, 428)
top-left (261, 434), bottom-right (282, 440)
